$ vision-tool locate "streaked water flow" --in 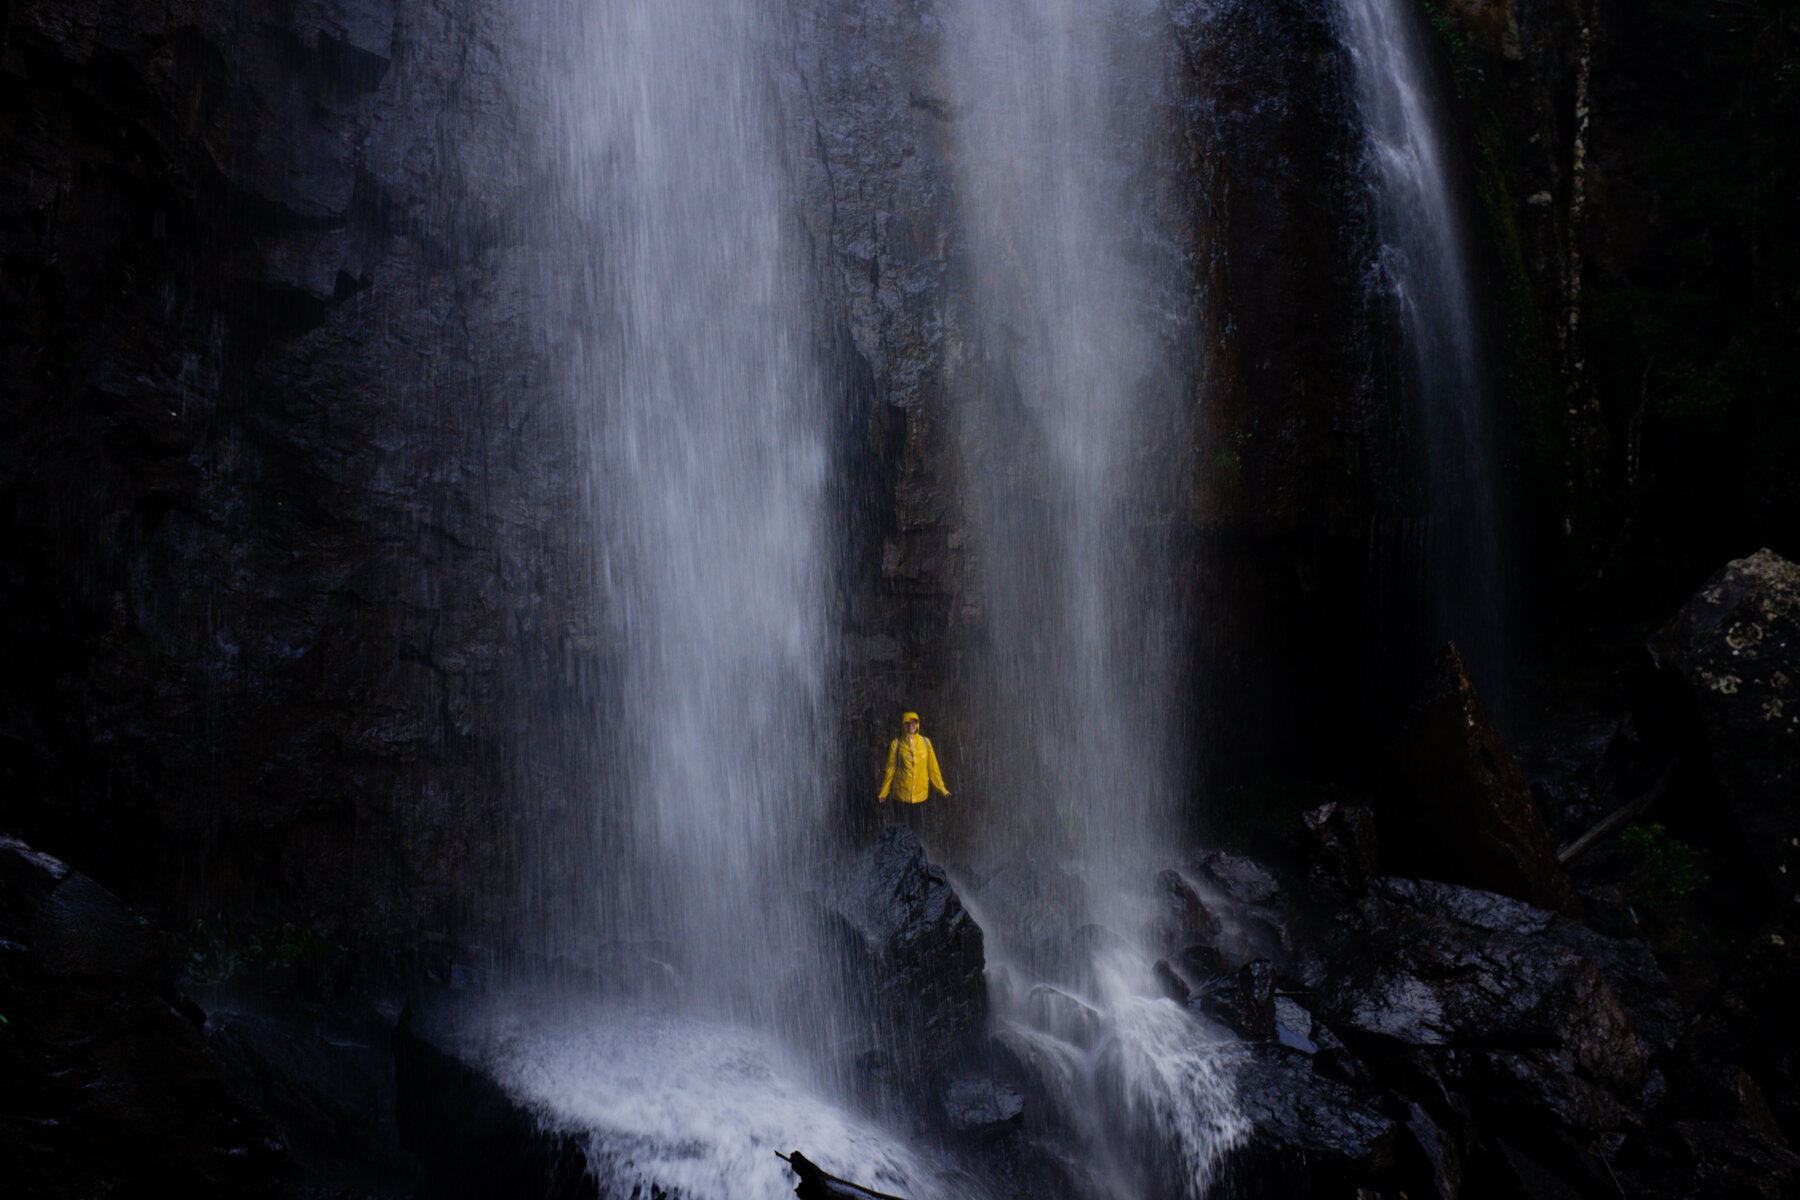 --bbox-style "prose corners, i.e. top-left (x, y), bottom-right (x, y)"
top-left (551, 0), bottom-right (831, 1015)
top-left (1342, 0), bottom-right (1508, 706)
top-left (946, 1), bottom-right (1244, 1194)
top-left (519, 0), bottom-right (1253, 1192)
top-left (516, 2), bottom-right (948, 1194)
